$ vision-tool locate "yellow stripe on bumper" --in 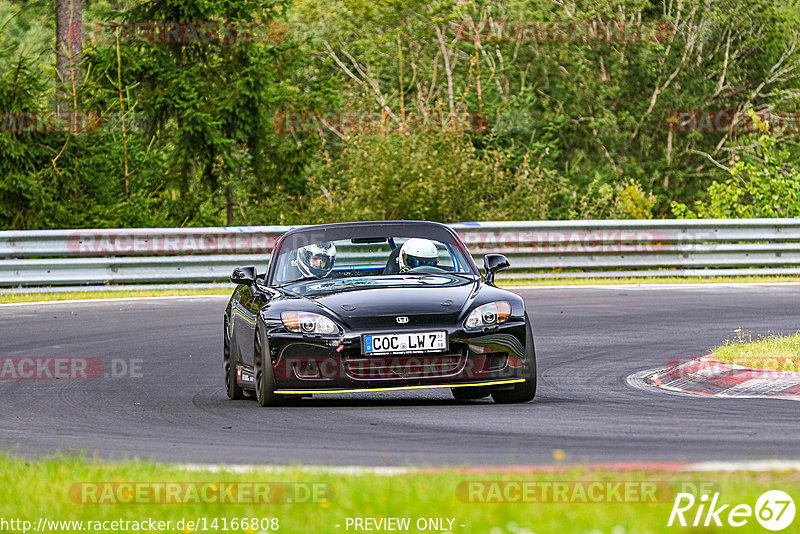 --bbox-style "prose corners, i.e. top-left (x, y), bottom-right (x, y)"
top-left (274, 378), bottom-right (525, 395)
